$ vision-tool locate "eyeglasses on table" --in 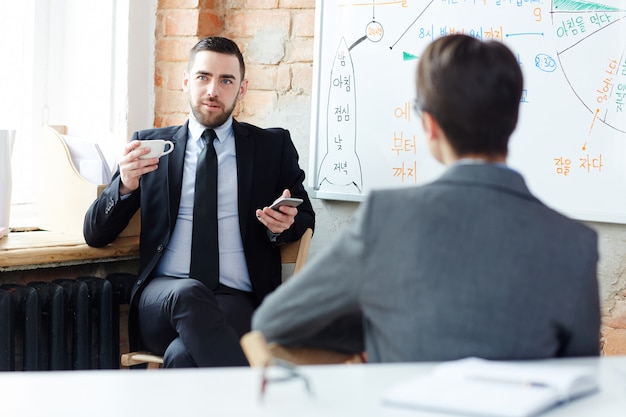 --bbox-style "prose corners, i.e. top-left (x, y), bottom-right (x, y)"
top-left (259, 358), bottom-right (314, 401)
